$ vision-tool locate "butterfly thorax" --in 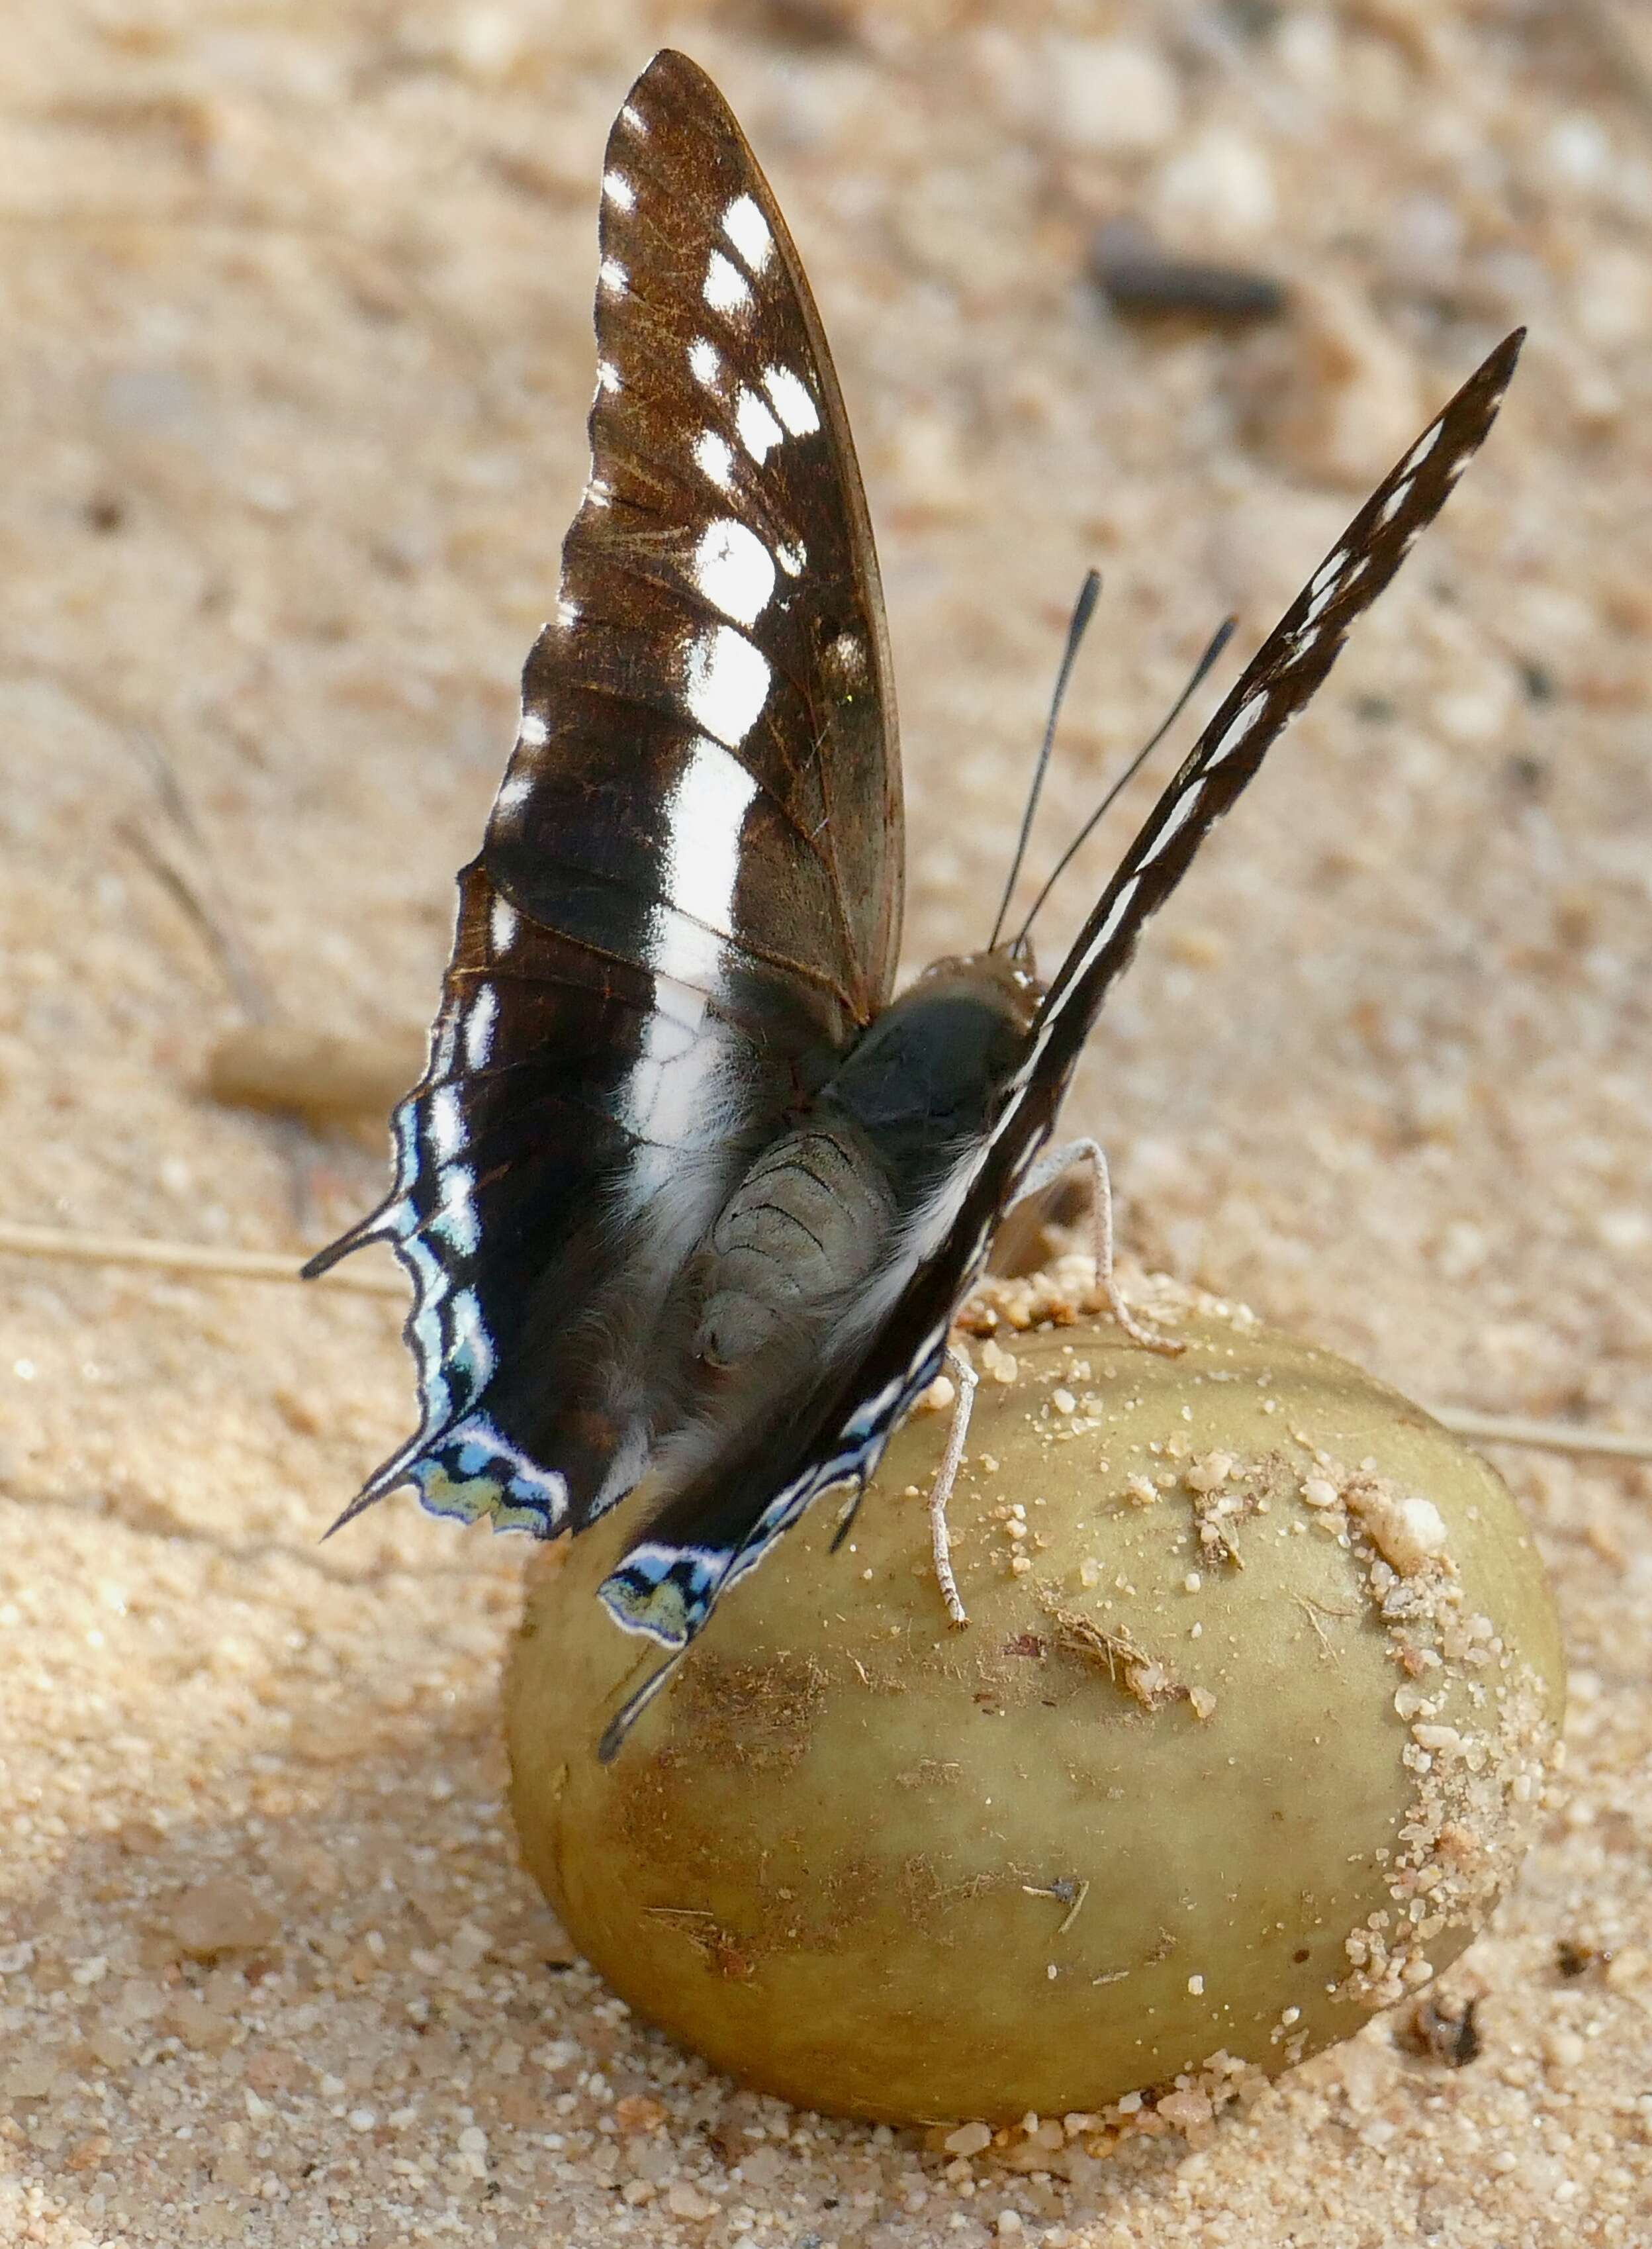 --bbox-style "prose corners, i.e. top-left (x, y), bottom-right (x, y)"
top-left (823, 950), bottom-right (1042, 1179)
top-left (690, 951), bottom-right (1041, 1371)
